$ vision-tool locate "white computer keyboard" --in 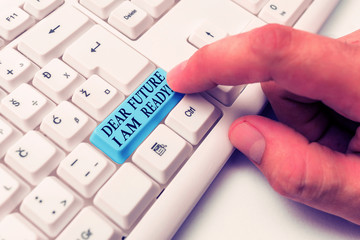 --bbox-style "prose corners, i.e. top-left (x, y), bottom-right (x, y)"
top-left (0, 0), bottom-right (340, 239)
